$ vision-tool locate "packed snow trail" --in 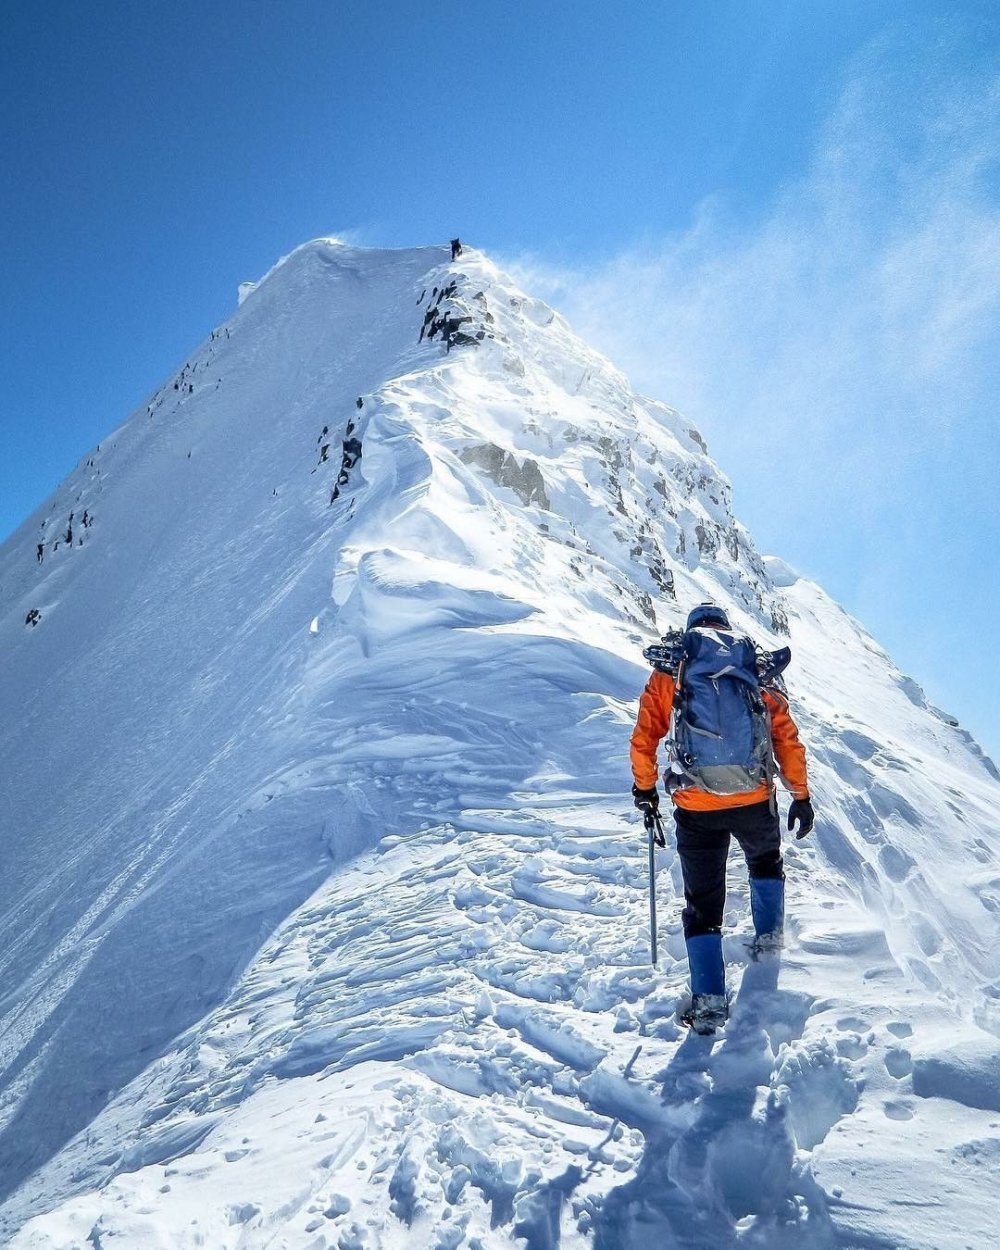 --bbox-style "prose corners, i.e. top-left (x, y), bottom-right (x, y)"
top-left (1, 242), bottom-right (998, 1246)
top-left (9, 774), bottom-right (997, 1249)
